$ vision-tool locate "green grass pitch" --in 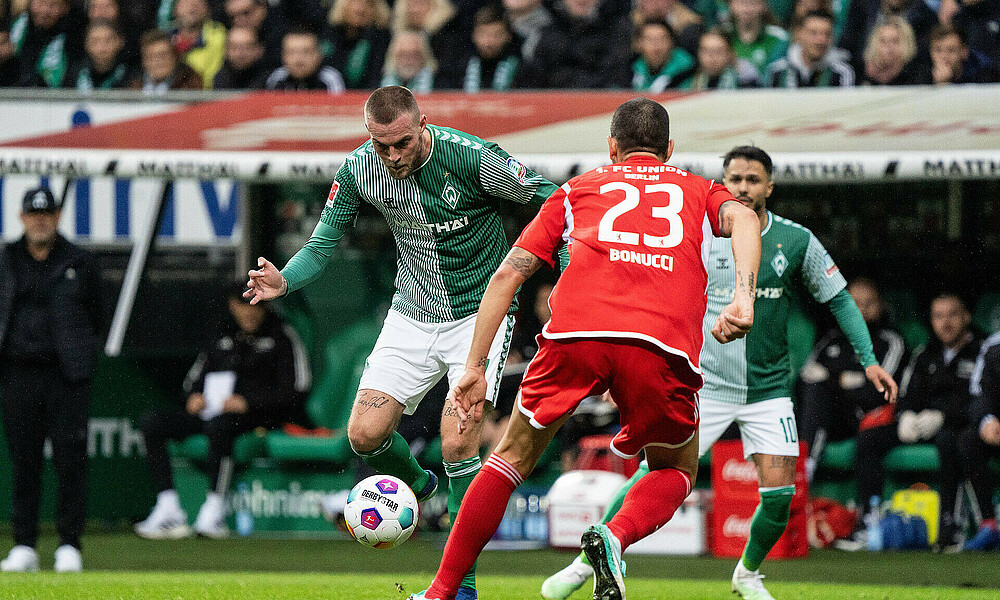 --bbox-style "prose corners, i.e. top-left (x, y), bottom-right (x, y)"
top-left (0, 533), bottom-right (996, 599)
